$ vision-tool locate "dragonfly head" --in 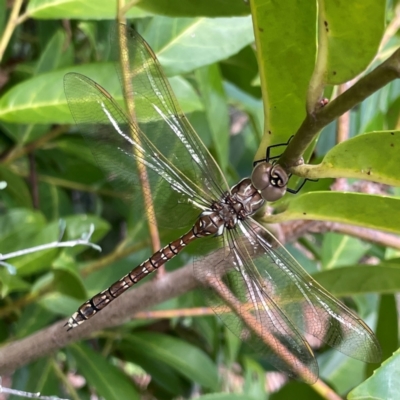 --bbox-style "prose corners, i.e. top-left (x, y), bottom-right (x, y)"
top-left (251, 162), bottom-right (288, 202)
